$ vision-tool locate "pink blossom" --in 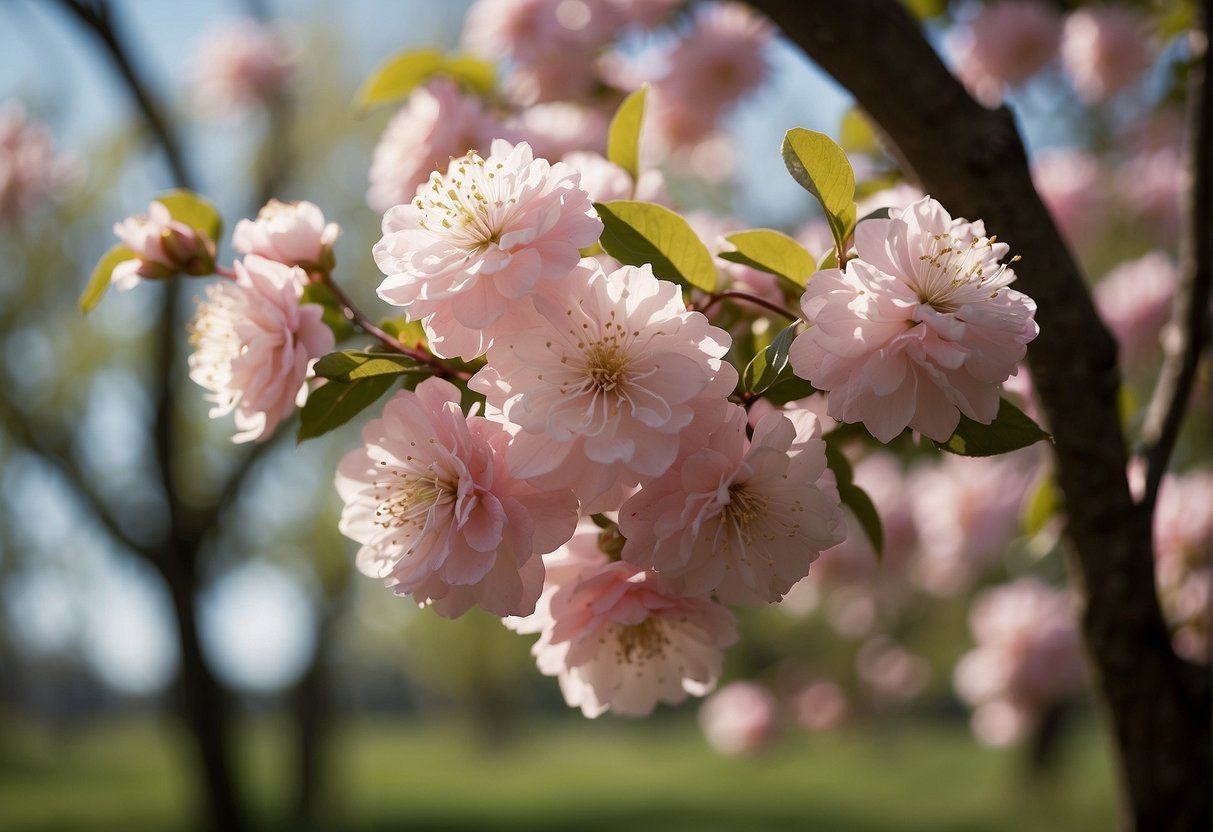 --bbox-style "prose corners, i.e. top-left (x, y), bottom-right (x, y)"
top-left (619, 404), bottom-right (845, 605)
top-left (187, 255), bottom-right (333, 443)
top-left (651, 2), bottom-right (773, 146)
top-left (374, 139), bottom-right (601, 360)
top-left (793, 679), bottom-right (849, 732)
top-left (789, 196), bottom-right (1039, 443)
top-left (189, 19), bottom-right (294, 116)
top-left (112, 200), bottom-right (215, 290)
top-left (510, 103), bottom-right (610, 161)
top-left (698, 681), bottom-right (779, 755)
top-left (857, 636), bottom-right (930, 702)
top-left (1093, 252), bottom-right (1177, 369)
top-left (0, 100), bottom-right (75, 226)
top-left (367, 79), bottom-right (509, 215)
top-left (1154, 471), bottom-right (1213, 663)
top-left (909, 452), bottom-right (1035, 596)
top-left (1031, 147), bottom-right (1105, 247)
top-left (606, 0), bottom-right (681, 29)
top-left (233, 199), bottom-right (340, 270)
top-left (562, 151), bottom-right (668, 205)
top-left (472, 262), bottom-right (737, 511)
top-left (336, 378), bottom-right (578, 618)
top-left (1061, 6), bottom-right (1153, 104)
top-left (507, 523), bottom-right (737, 717)
top-left (949, 0), bottom-right (1062, 107)
top-left (854, 183), bottom-right (926, 220)
top-left (1116, 146), bottom-right (1182, 244)
top-left (954, 577), bottom-right (1085, 745)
